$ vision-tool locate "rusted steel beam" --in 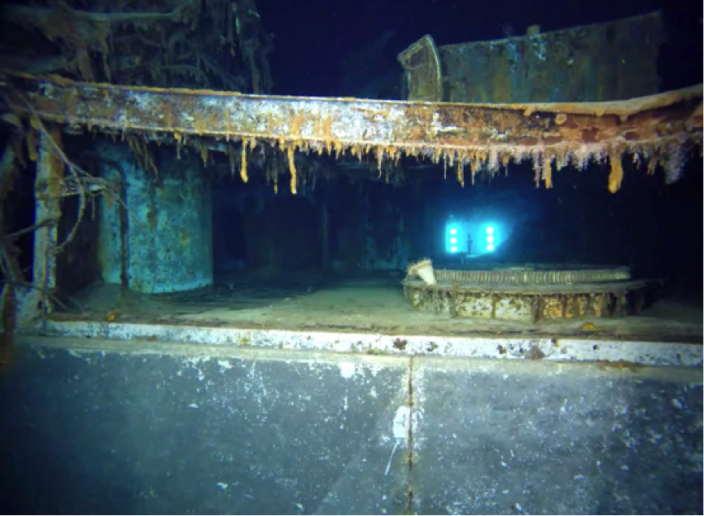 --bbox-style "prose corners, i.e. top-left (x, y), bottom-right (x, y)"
top-left (1, 73), bottom-right (701, 191)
